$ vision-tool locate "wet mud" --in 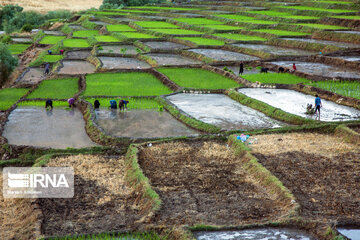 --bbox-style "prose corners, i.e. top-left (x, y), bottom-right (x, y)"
top-left (333, 56), bottom-right (360, 62)
top-left (281, 38), bottom-right (360, 49)
top-left (138, 141), bottom-right (289, 226)
top-left (58, 60), bottom-right (96, 74)
top-left (217, 65), bottom-right (273, 76)
top-left (98, 57), bottom-right (151, 69)
top-left (98, 45), bottom-right (143, 55)
top-left (94, 109), bottom-right (199, 138)
top-left (188, 49), bottom-right (260, 61)
top-left (147, 53), bottom-right (203, 66)
top-left (2, 107), bottom-right (97, 149)
top-left (65, 51), bottom-right (91, 60)
top-left (238, 88), bottom-right (360, 122)
top-left (43, 31), bottom-right (65, 36)
top-left (11, 38), bottom-right (32, 43)
top-left (232, 43), bottom-right (316, 56)
top-left (16, 68), bottom-right (44, 85)
top-left (69, 25), bottom-right (86, 31)
top-left (144, 41), bottom-right (188, 50)
top-left (166, 94), bottom-right (285, 130)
